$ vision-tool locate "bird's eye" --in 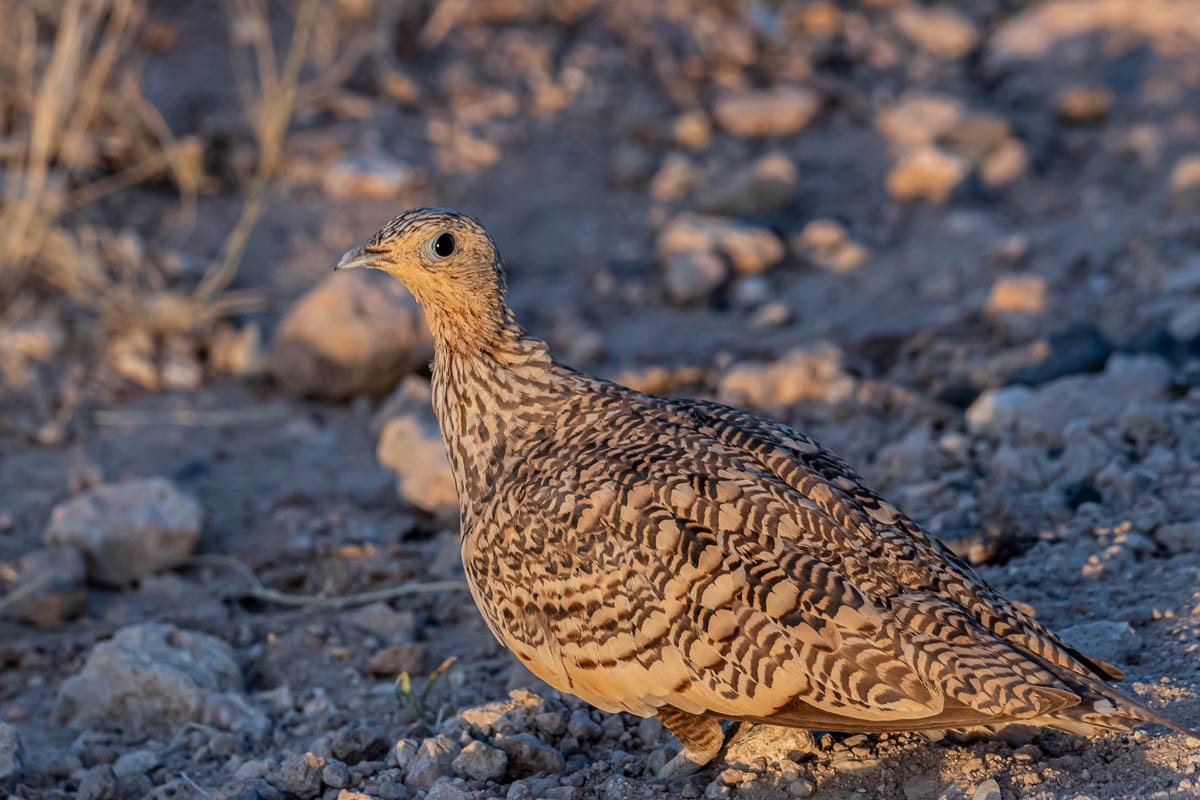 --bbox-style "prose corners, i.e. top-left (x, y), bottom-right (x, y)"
top-left (431, 232), bottom-right (456, 259)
